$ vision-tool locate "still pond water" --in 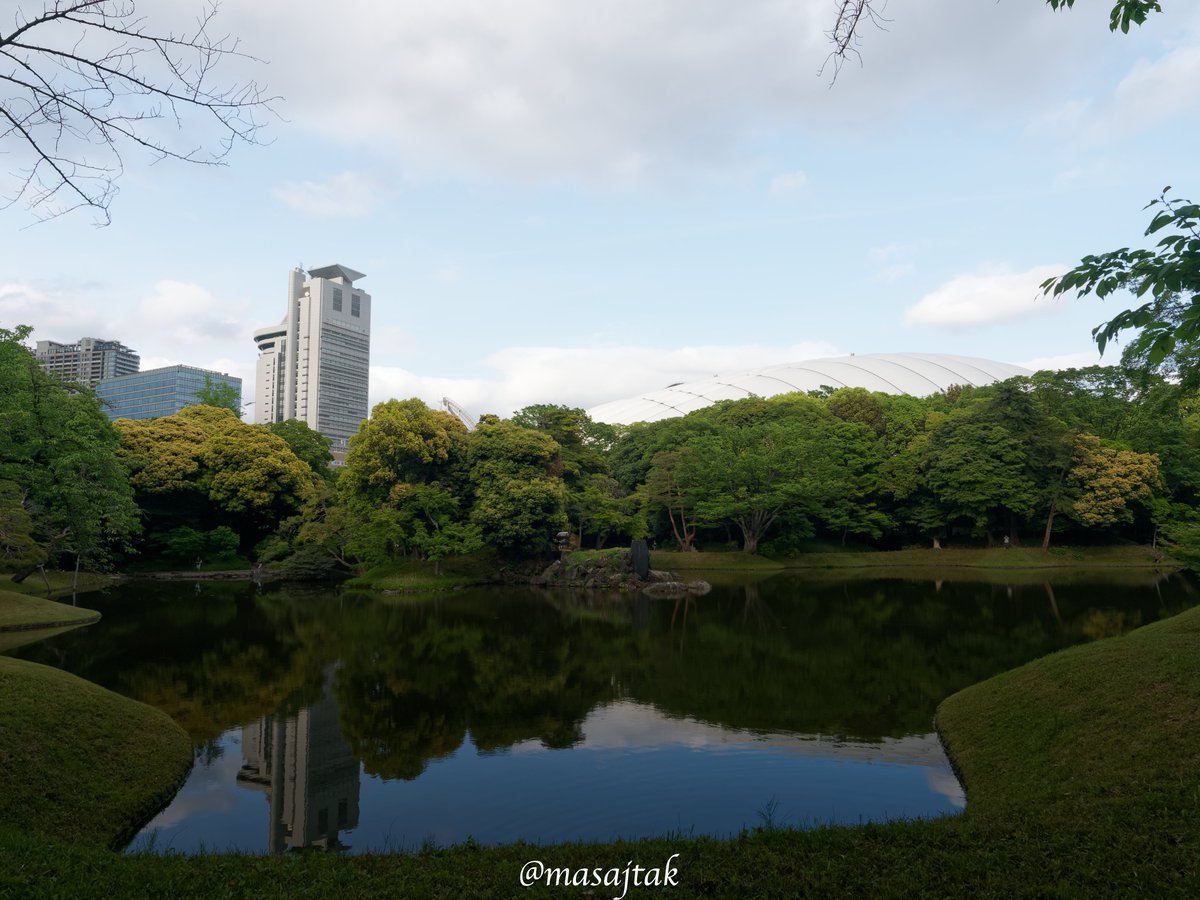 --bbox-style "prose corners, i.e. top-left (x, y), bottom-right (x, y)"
top-left (8, 570), bottom-right (1196, 853)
